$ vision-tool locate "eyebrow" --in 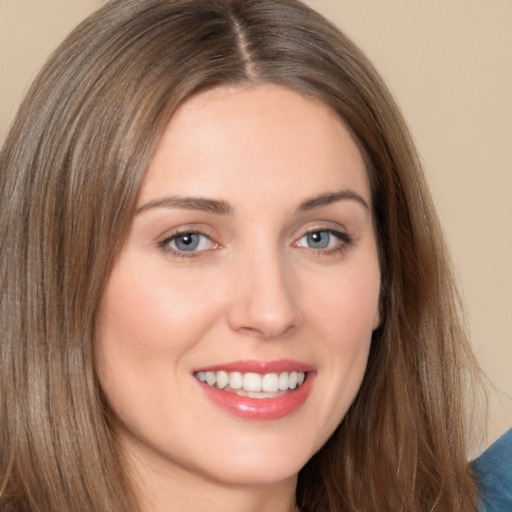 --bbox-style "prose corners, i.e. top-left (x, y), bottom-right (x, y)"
top-left (298, 190), bottom-right (370, 212)
top-left (136, 196), bottom-right (233, 215)
top-left (136, 189), bottom-right (369, 216)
